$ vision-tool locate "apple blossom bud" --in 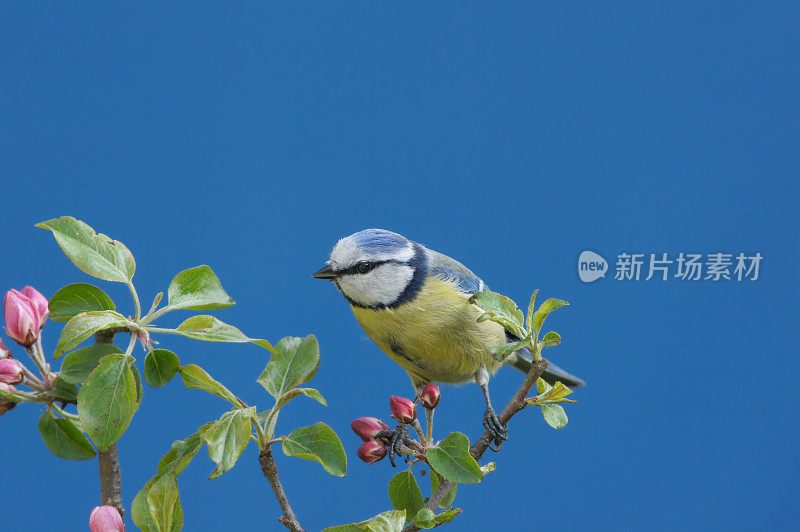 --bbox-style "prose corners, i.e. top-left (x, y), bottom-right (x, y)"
top-left (356, 440), bottom-right (387, 464)
top-left (89, 506), bottom-right (125, 532)
top-left (350, 417), bottom-right (390, 442)
top-left (4, 289), bottom-right (41, 347)
top-left (389, 395), bottom-right (417, 424)
top-left (0, 339), bottom-right (11, 359)
top-left (0, 359), bottom-right (24, 385)
top-left (21, 286), bottom-right (49, 329)
top-left (0, 382), bottom-right (17, 416)
top-left (420, 383), bottom-right (440, 409)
